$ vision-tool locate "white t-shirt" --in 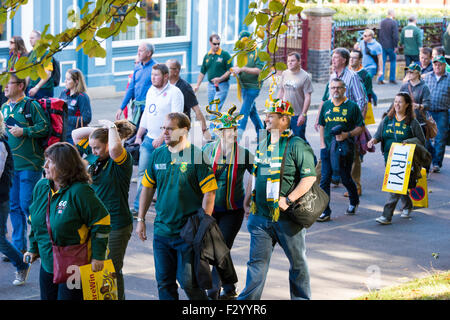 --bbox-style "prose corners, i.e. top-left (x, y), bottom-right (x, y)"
top-left (140, 83), bottom-right (184, 139)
